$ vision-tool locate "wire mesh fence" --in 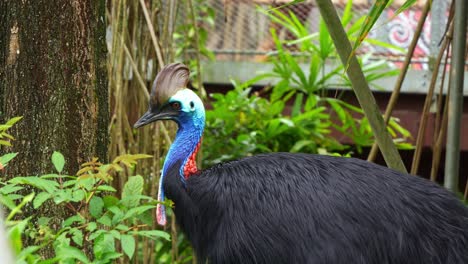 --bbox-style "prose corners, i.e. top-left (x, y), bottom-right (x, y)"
top-left (192, 0), bottom-right (450, 71)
